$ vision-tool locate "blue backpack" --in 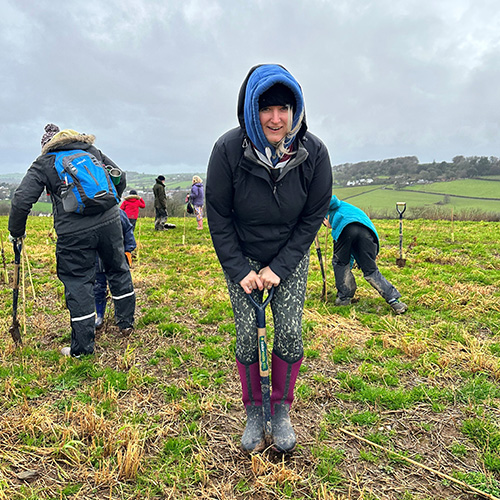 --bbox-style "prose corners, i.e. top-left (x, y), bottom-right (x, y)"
top-left (50, 149), bottom-right (120, 215)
